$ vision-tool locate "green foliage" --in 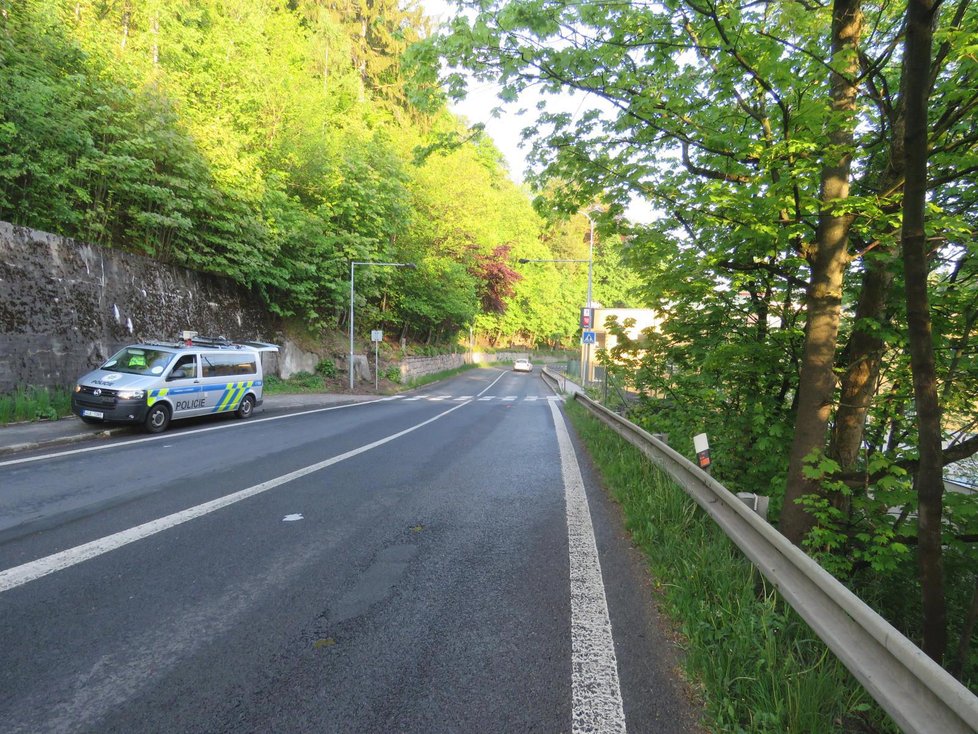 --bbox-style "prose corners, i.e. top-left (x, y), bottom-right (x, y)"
top-left (263, 372), bottom-right (324, 393)
top-left (0, 386), bottom-right (73, 424)
top-left (315, 359), bottom-right (338, 379)
top-left (383, 365), bottom-right (401, 383)
top-left (1, 0), bottom-right (647, 349)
